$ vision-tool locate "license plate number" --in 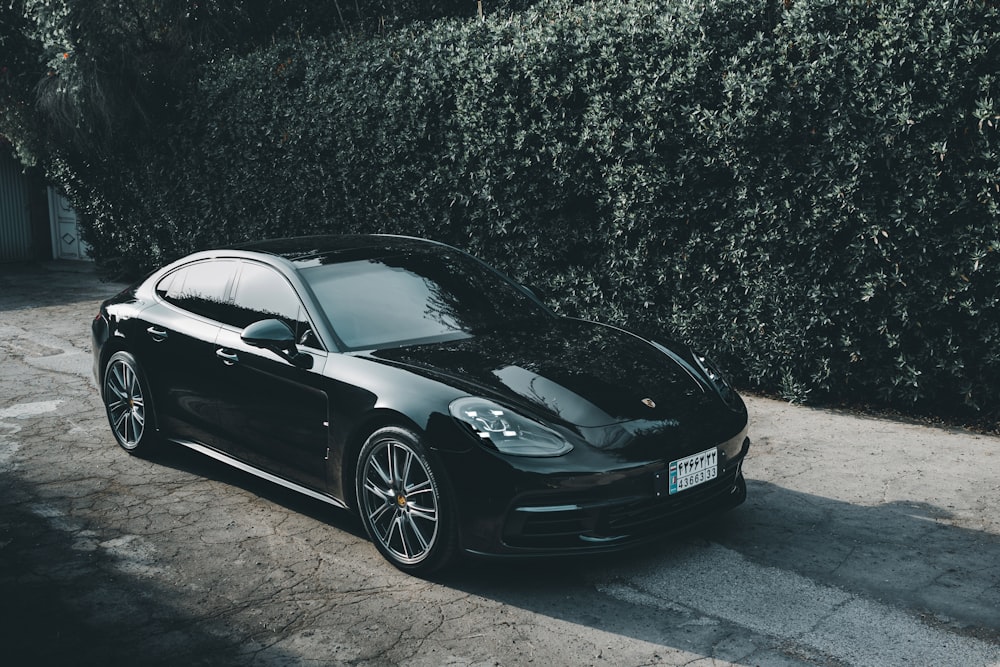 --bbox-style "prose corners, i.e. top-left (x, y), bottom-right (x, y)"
top-left (668, 447), bottom-right (718, 494)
